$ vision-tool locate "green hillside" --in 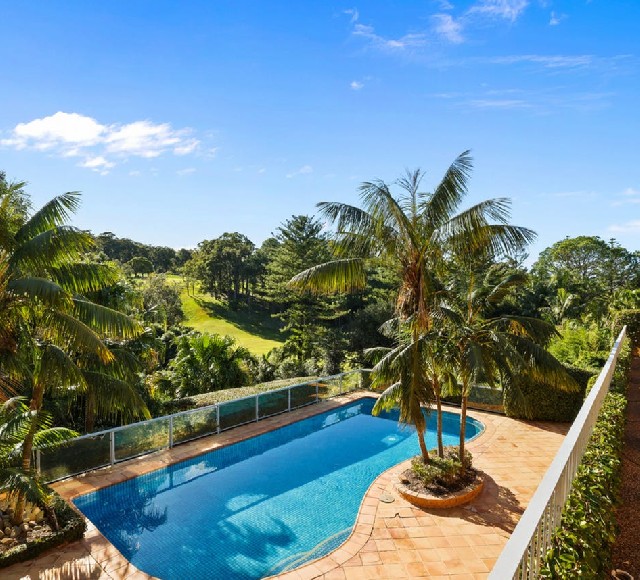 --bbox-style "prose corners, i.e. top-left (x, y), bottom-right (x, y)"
top-left (177, 281), bottom-right (284, 356)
